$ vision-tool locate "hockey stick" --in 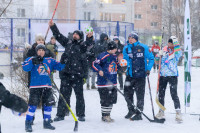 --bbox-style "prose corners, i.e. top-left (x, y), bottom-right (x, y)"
top-left (44, 0), bottom-right (60, 40)
top-left (42, 63), bottom-right (78, 132)
top-left (103, 76), bottom-right (165, 123)
top-left (147, 75), bottom-right (165, 122)
top-left (155, 27), bottom-right (166, 111)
